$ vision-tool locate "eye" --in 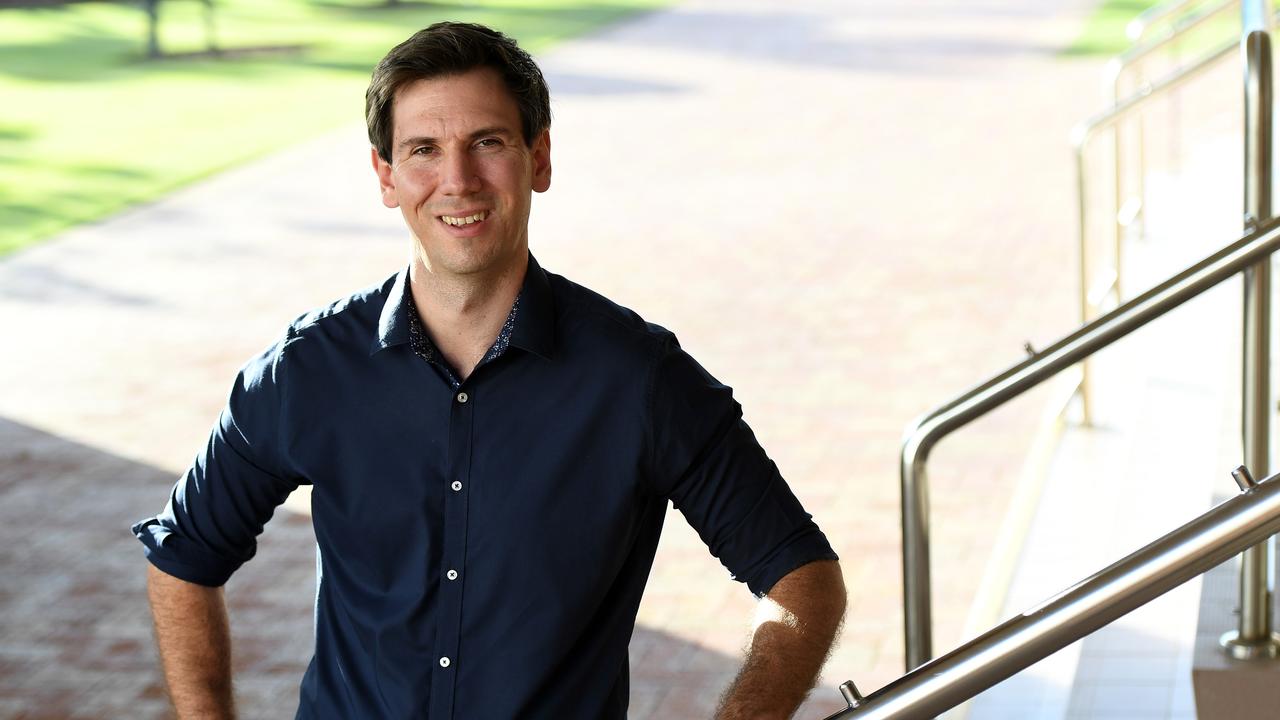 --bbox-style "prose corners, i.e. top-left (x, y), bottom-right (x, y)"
top-left (476, 137), bottom-right (502, 149)
top-left (410, 145), bottom-right (436, 157)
